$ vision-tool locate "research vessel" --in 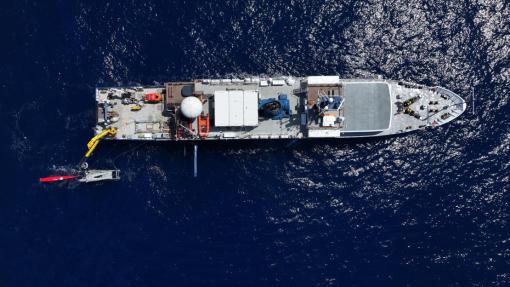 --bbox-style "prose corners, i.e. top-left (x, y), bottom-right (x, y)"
top-left (94, 76), bottom-right (466, 141)
top-left (41, 76), bottom-right (468, 183)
